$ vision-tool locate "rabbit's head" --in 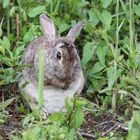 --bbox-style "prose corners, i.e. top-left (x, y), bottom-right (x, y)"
top-left (40, 14), bottom-right (85, 81)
